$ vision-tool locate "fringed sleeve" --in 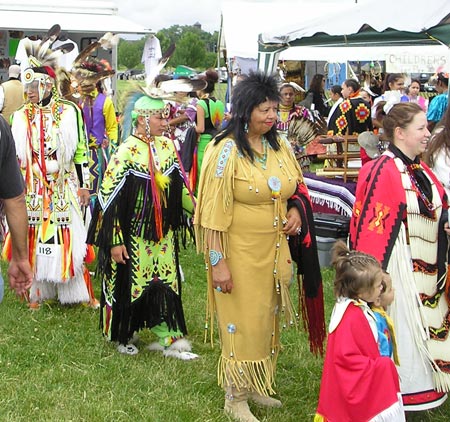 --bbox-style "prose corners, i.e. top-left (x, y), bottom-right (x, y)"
top-left (194, 138), bottom-right (236, 345)
top-left (65, 99), bottom-right (89, 166)
top-left (288, 181), bottom-right (326, 356)
top-left (194, 138), bottom-right (236, 258)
